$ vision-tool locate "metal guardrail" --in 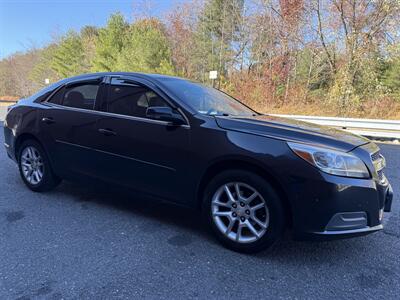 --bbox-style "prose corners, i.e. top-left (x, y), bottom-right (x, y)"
top-left (0, 99), bottom-right (17, 102)
top-left (271, 114), bottom-right (400, 140)
top-left (0, 100), bottom-right (17, 106)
